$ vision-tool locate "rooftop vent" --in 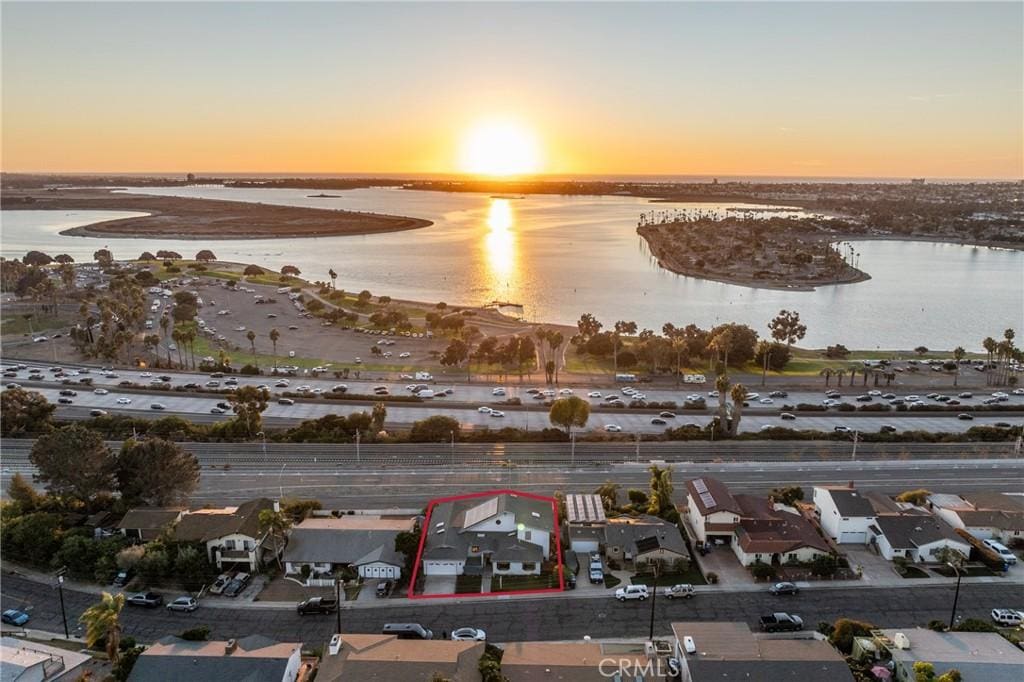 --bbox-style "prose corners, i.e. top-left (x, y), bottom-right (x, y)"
top-left (328, 634), bottom-right (342, 656)
top-left (225, 639), bottom-right (238, 655)
top-left (893, 632), bottom-right (911, 650)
